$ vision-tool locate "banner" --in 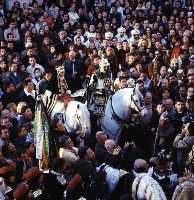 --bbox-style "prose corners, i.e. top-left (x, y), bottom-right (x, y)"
top-left (34, 97), bottom-right (50, 170)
